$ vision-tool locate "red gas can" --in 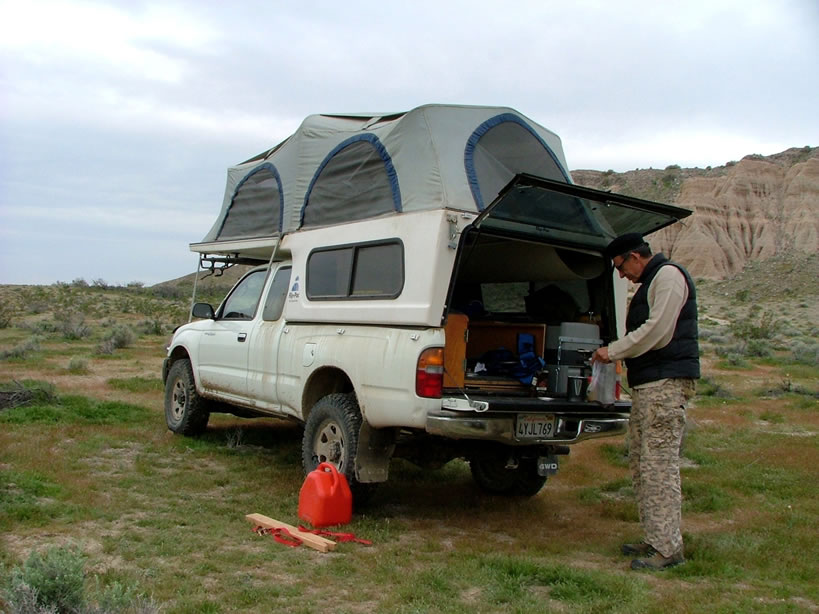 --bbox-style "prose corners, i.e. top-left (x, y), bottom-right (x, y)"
top-left (298, 462), bottom-right (353, 528)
